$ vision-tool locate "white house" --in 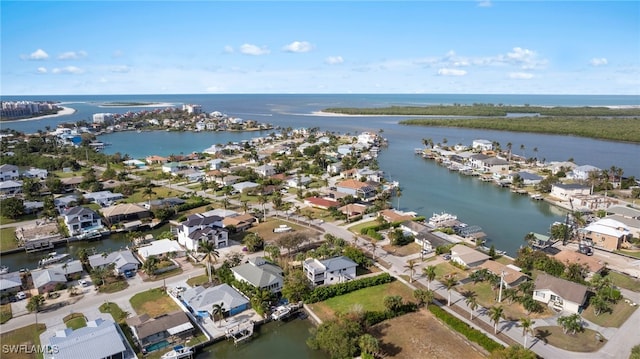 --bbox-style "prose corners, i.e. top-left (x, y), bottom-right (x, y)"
top-left (0, 180), bottom-right (22, 196)
top-left (0, 164), bottom-right (19, 181)
top-left (62, 206), bottom-right (103, 237)
top-left (450, 244), bottom-right (490, 268)
top-left (137, 239), bottom-right (185, 260)
top-left (22, 167), bottom-right (48, 179)
top-left (550, 183), bottom-right (591, 199)
top-left (533, 273), bottom-right (588, 314)
top-left (326, 162), bottom-right (343, 175)
top-left (88, 250), bottom-right (140, 276)
top-left (45, 318), bottom-right (136, 359)
top-left (176, 213), bottom-right (228, 251)
top-left (231, 257), bottom-right (284, 293)
top-left (303, 256), bottom-right (357, 286)
top-left (255, 164), bottom-right (275, 177)
top-left (568, 165), bottom-right (601, 181)
top-left (472, 139), bottom-right (493, 151)
top-left (83, 191), bottom-right (124, 206)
